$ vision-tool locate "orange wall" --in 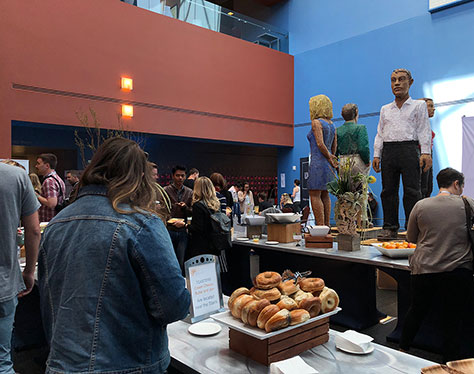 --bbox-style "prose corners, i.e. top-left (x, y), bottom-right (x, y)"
top-left (0, 0), bottom-right (294, 158)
